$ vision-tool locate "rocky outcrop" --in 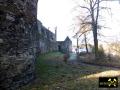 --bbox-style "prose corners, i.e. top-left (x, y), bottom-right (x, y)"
top-left (0, 0), bottom-right (38, 89)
